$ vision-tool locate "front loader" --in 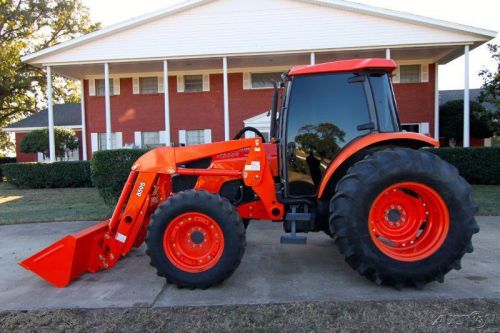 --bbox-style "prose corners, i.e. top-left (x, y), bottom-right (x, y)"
top-left (21, 59), bottom-right (479, 289)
